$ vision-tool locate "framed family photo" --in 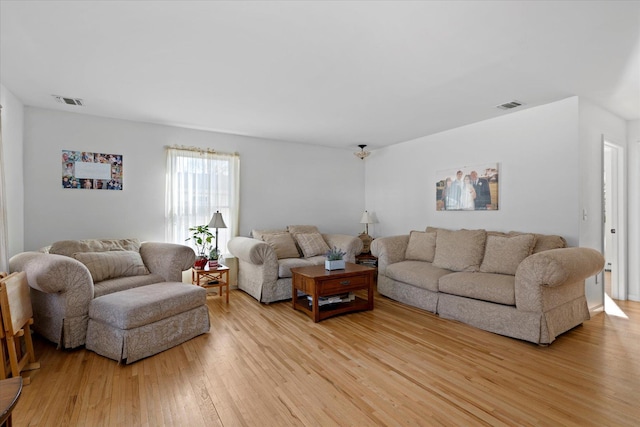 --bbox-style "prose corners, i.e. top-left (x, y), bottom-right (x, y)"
top-left (435, 163), bottom-right (499, 211)
top-left (62, 150), bottom-right (123, 190)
